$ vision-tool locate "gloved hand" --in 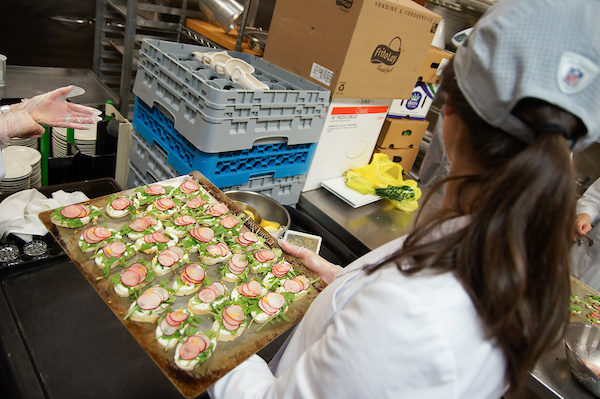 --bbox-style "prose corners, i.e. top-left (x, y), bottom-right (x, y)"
top-left (0, 110), bottom-right (45, 148)
top-left (15, 85), bottom-right (102, 130)
top-left (278, 239), bottom-right (342, 284)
